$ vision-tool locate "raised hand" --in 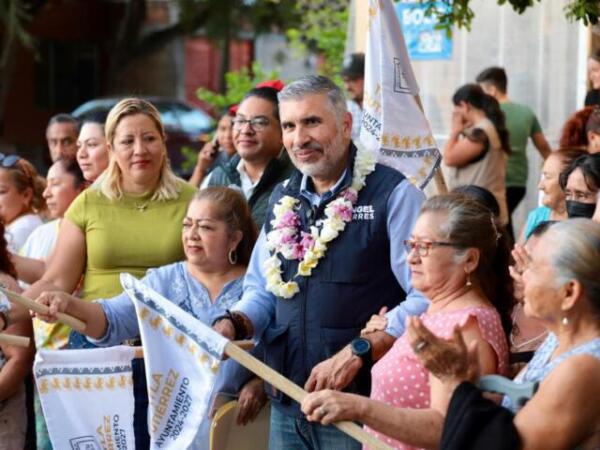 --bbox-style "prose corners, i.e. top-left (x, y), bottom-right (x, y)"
top-left (361, 306), bottom-right (388, 334)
